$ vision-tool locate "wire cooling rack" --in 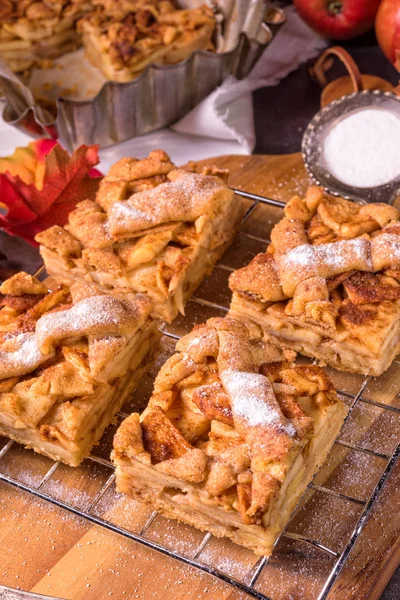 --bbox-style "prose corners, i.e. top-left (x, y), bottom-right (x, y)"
top-left (0, 190), bottom-right (399, 600)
